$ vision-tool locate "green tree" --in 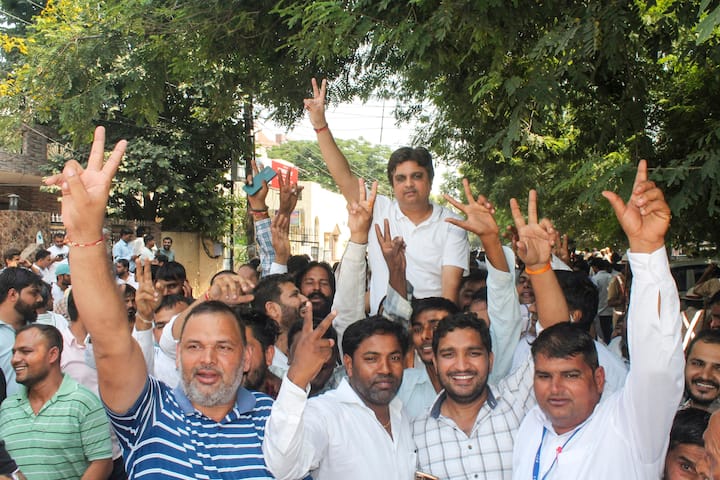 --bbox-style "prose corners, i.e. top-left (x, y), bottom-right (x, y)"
top-left (0, 0), bottom-right (354, 237)
top-left (268, 138), bottom-right (394, 197)
top-left (275, 0), bottom-right (720, 250)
